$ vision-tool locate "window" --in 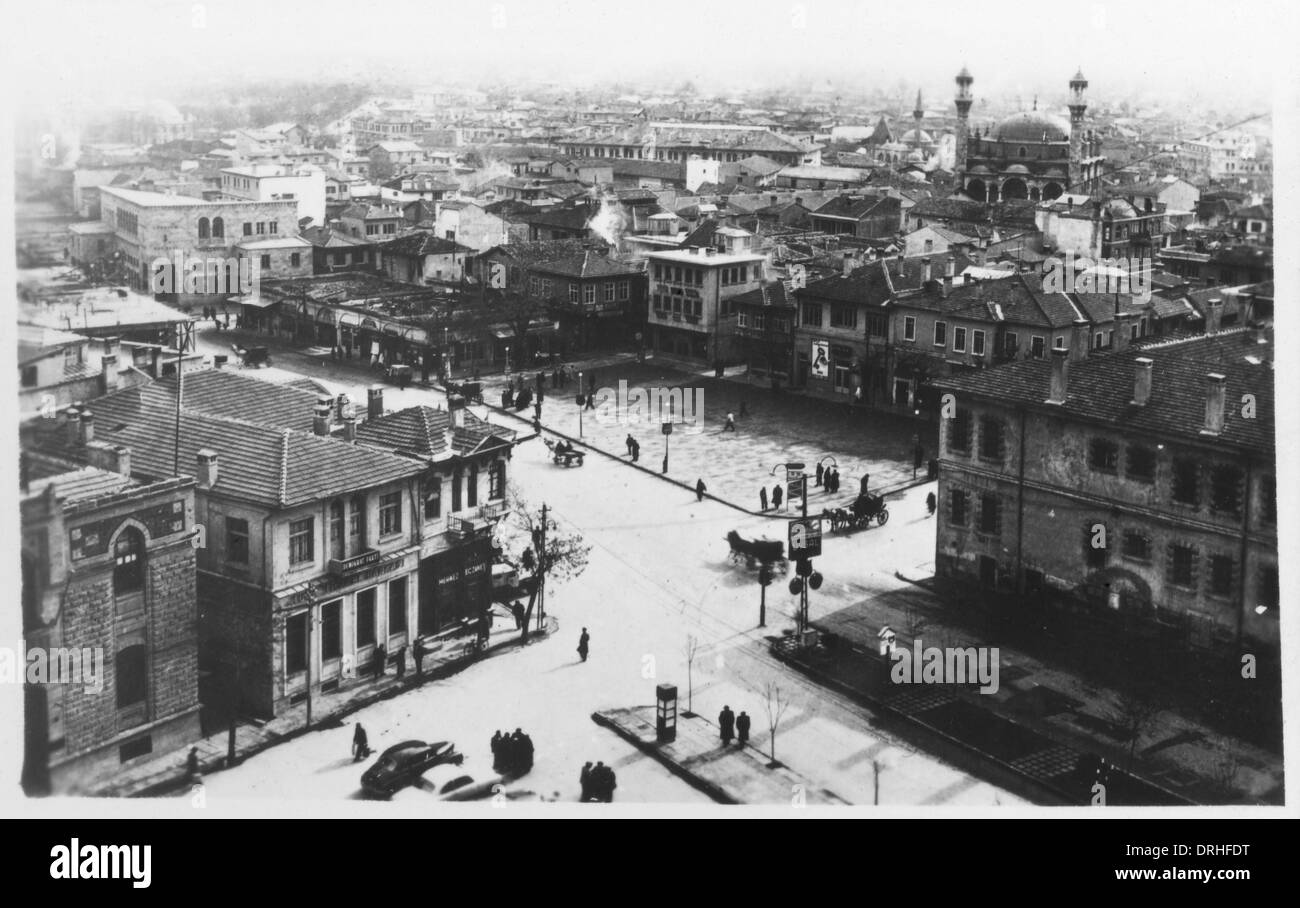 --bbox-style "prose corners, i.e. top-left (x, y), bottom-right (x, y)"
top-left (452, 468), bottom-right (462, 512)
top-left (953, 327), bottom-right (967, 353)
top-left (948, 409), bottom-right (972, 454)
top-left (933, 321), bottom-right (948, 346)
top-left (1261, 474), bottom-right (1276, 526)
top-left (617, 281), bottom-right (629, 301)
top-left (256, 222), bottom-right (266, 235)
top-left (115, 645), bottom-right (147, 708)
top-left (830, 305), bottom-right (857, 329)
top-left (867, 314), bottom-right (887, 338)
top-left (979, 494), bottom-right (1000, 534)
top-left (350, 495), bottom-right (366, 547)
top-left (198, 217), bottom-right (210, 240)
top-left (286, 612), bottom-right (307, 674)
top-left (950, 489), bottom-right (968, 526)
top-left (1055, 336), bottom-right (1066, 350)
top-left (289, 518), bottom-right (314, 565)
top-left (1126, 445), bottom-right (1156, 483)
top-left (322, 600), bottom-right (342, 660)
top-left (467, 463), bottom-right (478, 508)
top-left (569, 283), bottom-right (580, 304)
top-left (379, 491), bottom-right (402, 536)
top-left (21, 365), bottom-right (37, 388)
top-left (243, 222), bottom-right (253, 237)
top-left (388, 577), bottom-right (408, 634)
top-left (290, 252), bottom-right (301, 268)
top-left (528, 277), bottom-right (540, 295)
top-left (1209, 555), bottom-right (1234, 597)
top-left (1209, 465), bottom-right (1242, 517)
top-left (801, 302), bottom-right (822, 327)
top-left (604, 282), bottom-right (615, 303)
top-left (329, 500), bottom-right (345, 560)
top-left (1031, 336), bottom-right (1045, 359)
top-left (584, 284), bottom-right (596, 305)
top-left (356, 588), bottom-right (376, 647)
top-left (1122, 531), bottom-right (1151, 563)
top-left (978, 417), bottom-right (1004, 461)
top-left (1168, 544), bottom-right (1196, 588)
top-left (1171, 458), bottom-right (1199, 506)
top-left (489, 461), bottom-right (505, 499)
top-left (270, 221), bottom-right (279, 234)
top-left (1084, 521), bottom-right (1109, 568)
top-left (226, 517), bottom-right (249, 565)
top-left (1094, 332), bottom-right (1103, 350)
top-left (737, 312), bottom-right (749, 328)
top-left (424, 477), bottom-right (442, 519)
top-left (113, 528), bottom-right (145, 596)
top-left (212, 217), bottom-right (224, 238)
top-left (1258, 565), bottom-right (1279, 614)
top-left (903, 316), bottom-right (916, 342)
top-left (972, 330), bottom-right (986, 356)
top-left (1089, 438), bottom-right (1120, 474)
top-left (260, 254), bottom-right (271, 270)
